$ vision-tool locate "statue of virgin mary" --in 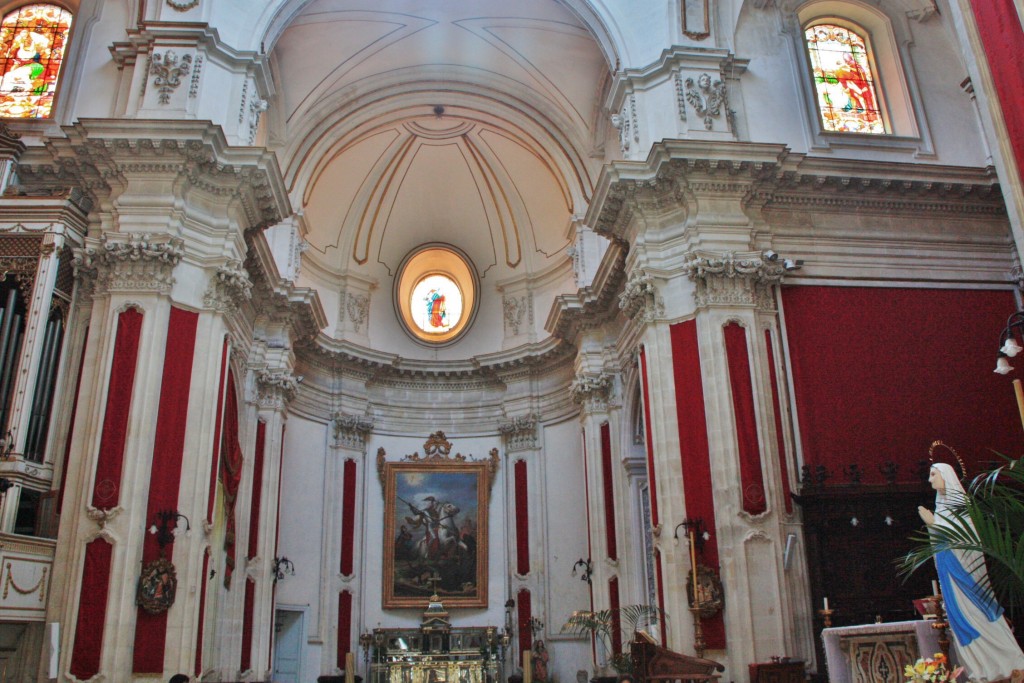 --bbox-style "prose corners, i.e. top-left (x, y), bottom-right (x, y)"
top-left (918, 463), bottom-right (1024, 680)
